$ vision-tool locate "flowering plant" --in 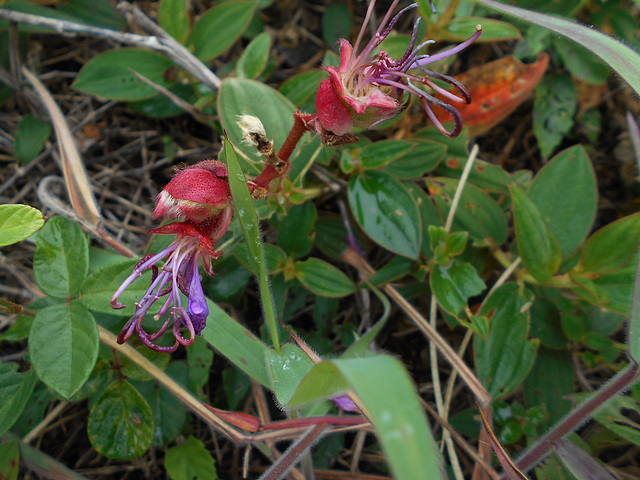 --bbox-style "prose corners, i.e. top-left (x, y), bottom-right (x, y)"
top-left (313, 0), bottom-right (481, 140)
